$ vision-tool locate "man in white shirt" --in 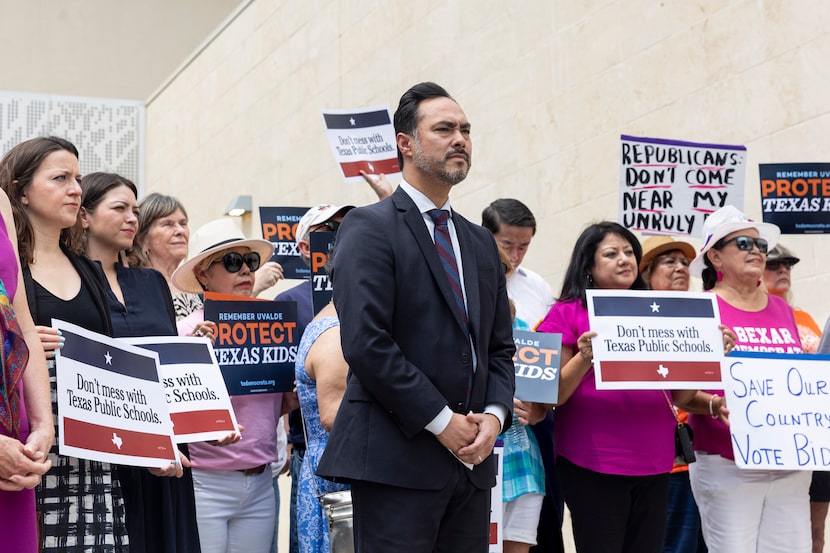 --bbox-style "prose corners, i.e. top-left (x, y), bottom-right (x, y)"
top-left (481, 199), bottom-right (553, 329)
